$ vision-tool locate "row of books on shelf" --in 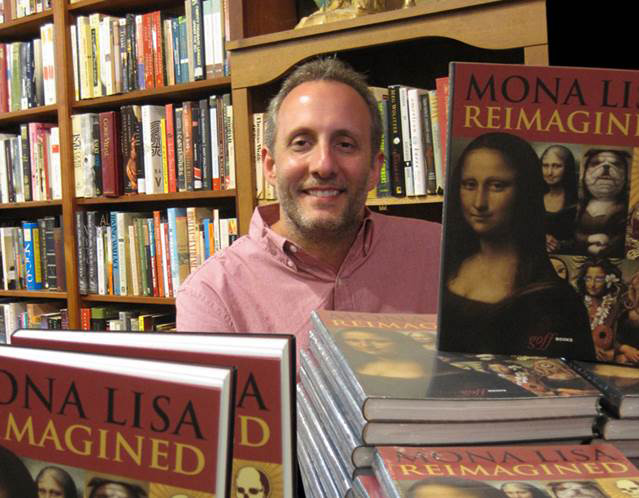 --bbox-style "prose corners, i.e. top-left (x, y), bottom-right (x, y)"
top-left (0, 299), bottom-right (64, 343)
top-left (297, 310), bottom-right (639, 497)
top-left (75, 207), bottom-right (237, 298)
top-left (2, 328), bottom-right (295, 497)
top-left (252, 79), bottom-right (449, 202)
top-left (73, 95), bottom-right (235, 199)
top-left (71, 0), bottom-right (228, 101)
top-left (0, 0), bottom-right (50, 23)
top-left (0, 215), bottom-right (65, 292)
top-left (0, 24), bottom-right (56, 113)
top-left (0, 123), bottom-right (62, 203)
